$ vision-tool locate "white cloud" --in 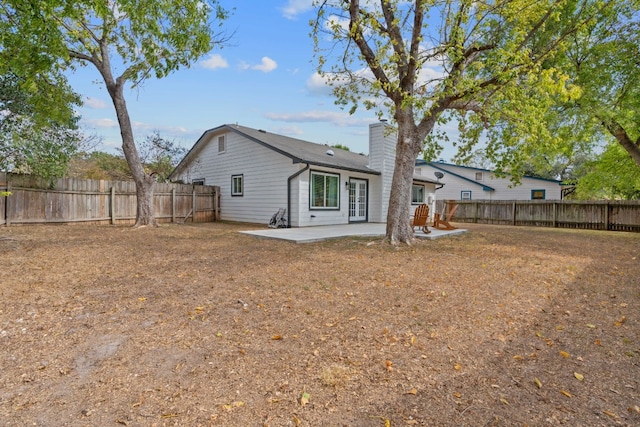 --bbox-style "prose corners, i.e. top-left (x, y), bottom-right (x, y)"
top-left (264, 110), bottom-right (374, 127)
top-left (83, 118), bottom-right (118, 129)
top-left (281, 0), bottom-right (314, 20)
top-left (306, 72), bottom-right (333, 96)
top-left (252, 57), bottom-right (278, 73)
top-left (85, 97), bottom-right (108, 109)
top-left (200, 53), bottom-right (229, 70)
top-left (326, 14), bottom-right (350, 34)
